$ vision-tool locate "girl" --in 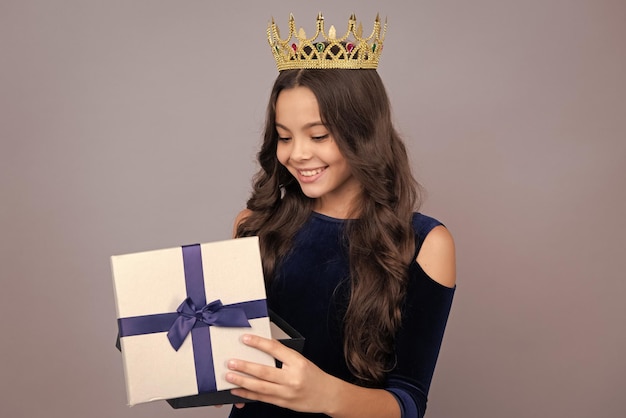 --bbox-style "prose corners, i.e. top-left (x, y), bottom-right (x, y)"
top-left (224, 15), bottom-right (456, 418)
